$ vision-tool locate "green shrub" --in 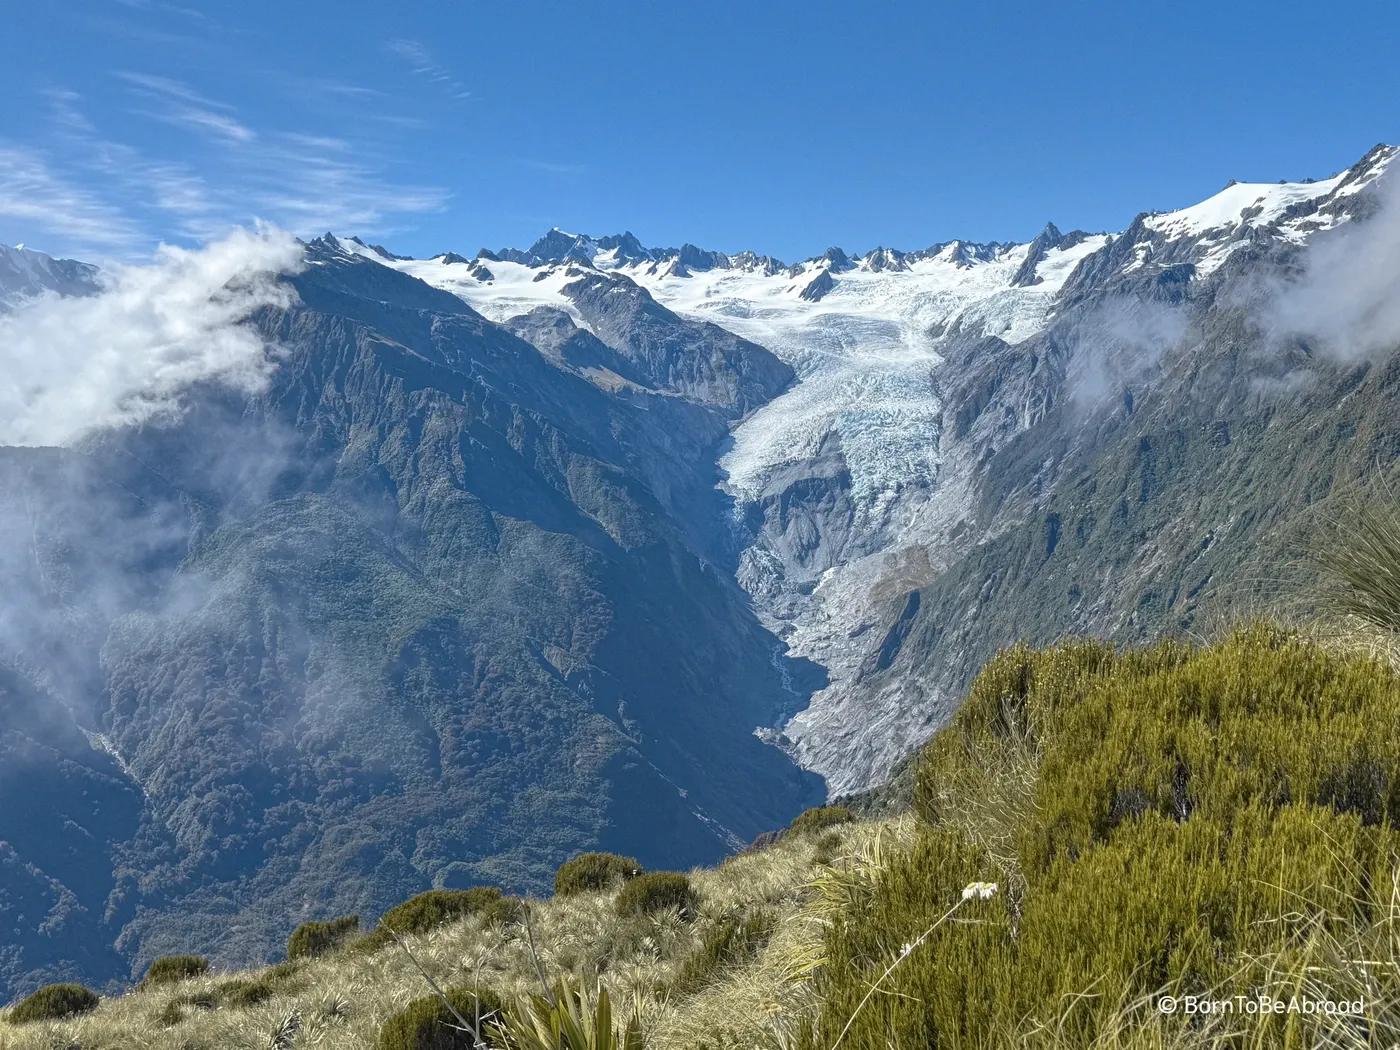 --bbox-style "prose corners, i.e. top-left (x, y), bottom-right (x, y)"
top-left (804, 627), bottom-right (1400, 1050)
top-left (7, 983), bottom-right (100, 1023)
top-left (788, 805), bottom-right (853, 836)
top-left (215, 977), bottom-right (275, 1009)
top-left (671, 909), bottom-right (778, 996)
top-left (480, 894), bottom-right (528, 926)
top-left (140, 954), bottom-right (210, 988)
top-left (554, 852), bottom-right (643, 897)
top-left (287, 914), bottom-right (359, 960)
top-left (358, 888), bottom-right (518, 954)
top-left (157, 991), bottom-right (216, 1027)
top-left (614, 871), bottom-right (697, 919)
top-left (376, 987), bottom-right (504, 1050)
